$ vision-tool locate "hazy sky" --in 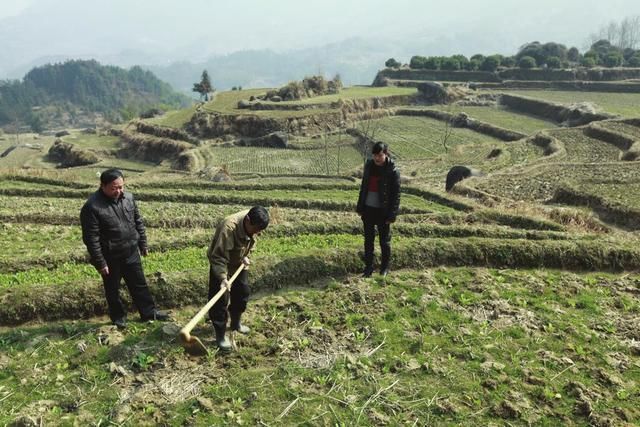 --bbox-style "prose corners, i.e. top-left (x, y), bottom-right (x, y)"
top-left (1, 0), bottom-right (640, 78)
